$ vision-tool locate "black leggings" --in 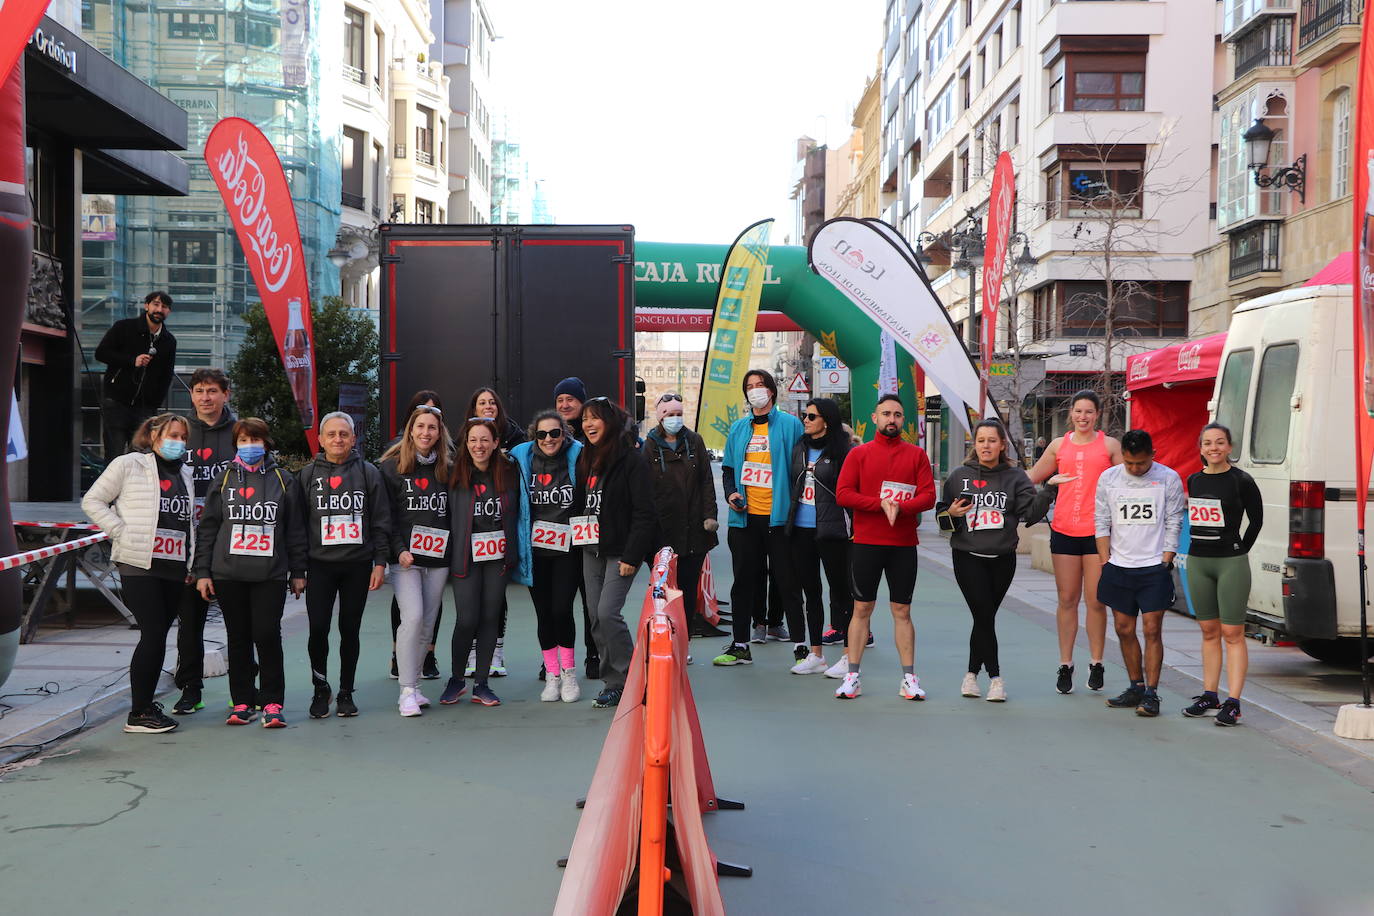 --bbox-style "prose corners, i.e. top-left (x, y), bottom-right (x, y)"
top-left (677, 553), bottom-right (705, 621)
top-left (391, 596), bottom-right (443, 650)
top-left (216, 578), bottom-right (287, 707)
top-left (727, 515), bottom-right (801, 645)
top-left (529, 551), bottom-right (580, 649)
top-left (791, 532), bottom-right (851, 647)
top-left (175, 586), bottom-right (207, 690)
top-left (306, 560), bottom-right (372, 691)
top-left (952, 550), bottom-right (1017, 677)
top-left (121, 574), bottom-right (183, 712)
top-left (451, 562), bottom-right (508, 683)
